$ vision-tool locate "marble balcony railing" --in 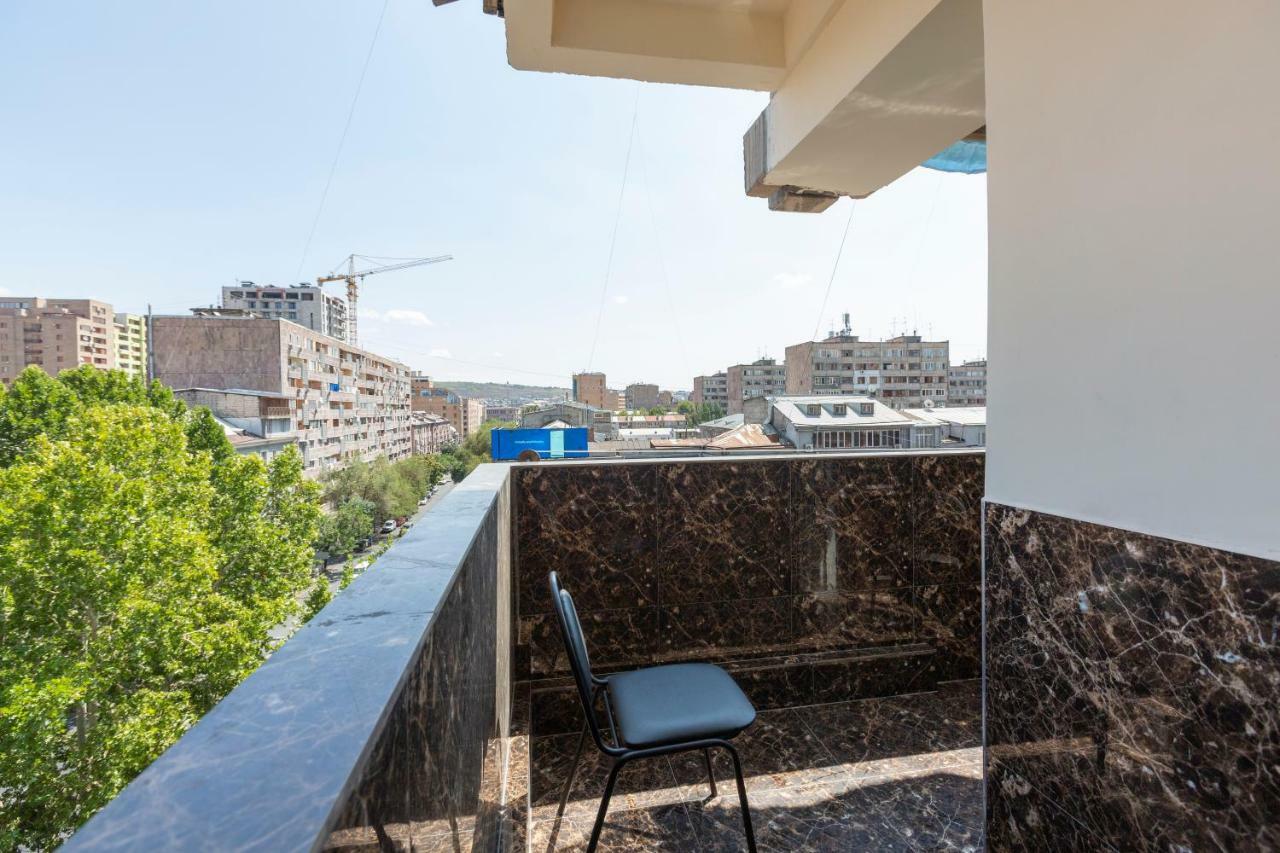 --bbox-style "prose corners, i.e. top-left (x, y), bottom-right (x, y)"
top-left (62, 449), bottom-right (984, 853)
